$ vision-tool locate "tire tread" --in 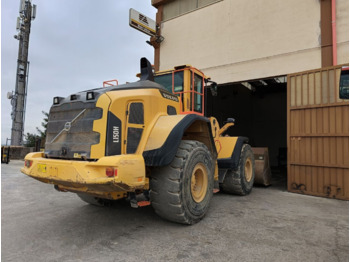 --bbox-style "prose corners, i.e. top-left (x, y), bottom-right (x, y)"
top-left (221, 144), bottom-right (255, 196)
top-left (150, 140), bottom-right (213, 224)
